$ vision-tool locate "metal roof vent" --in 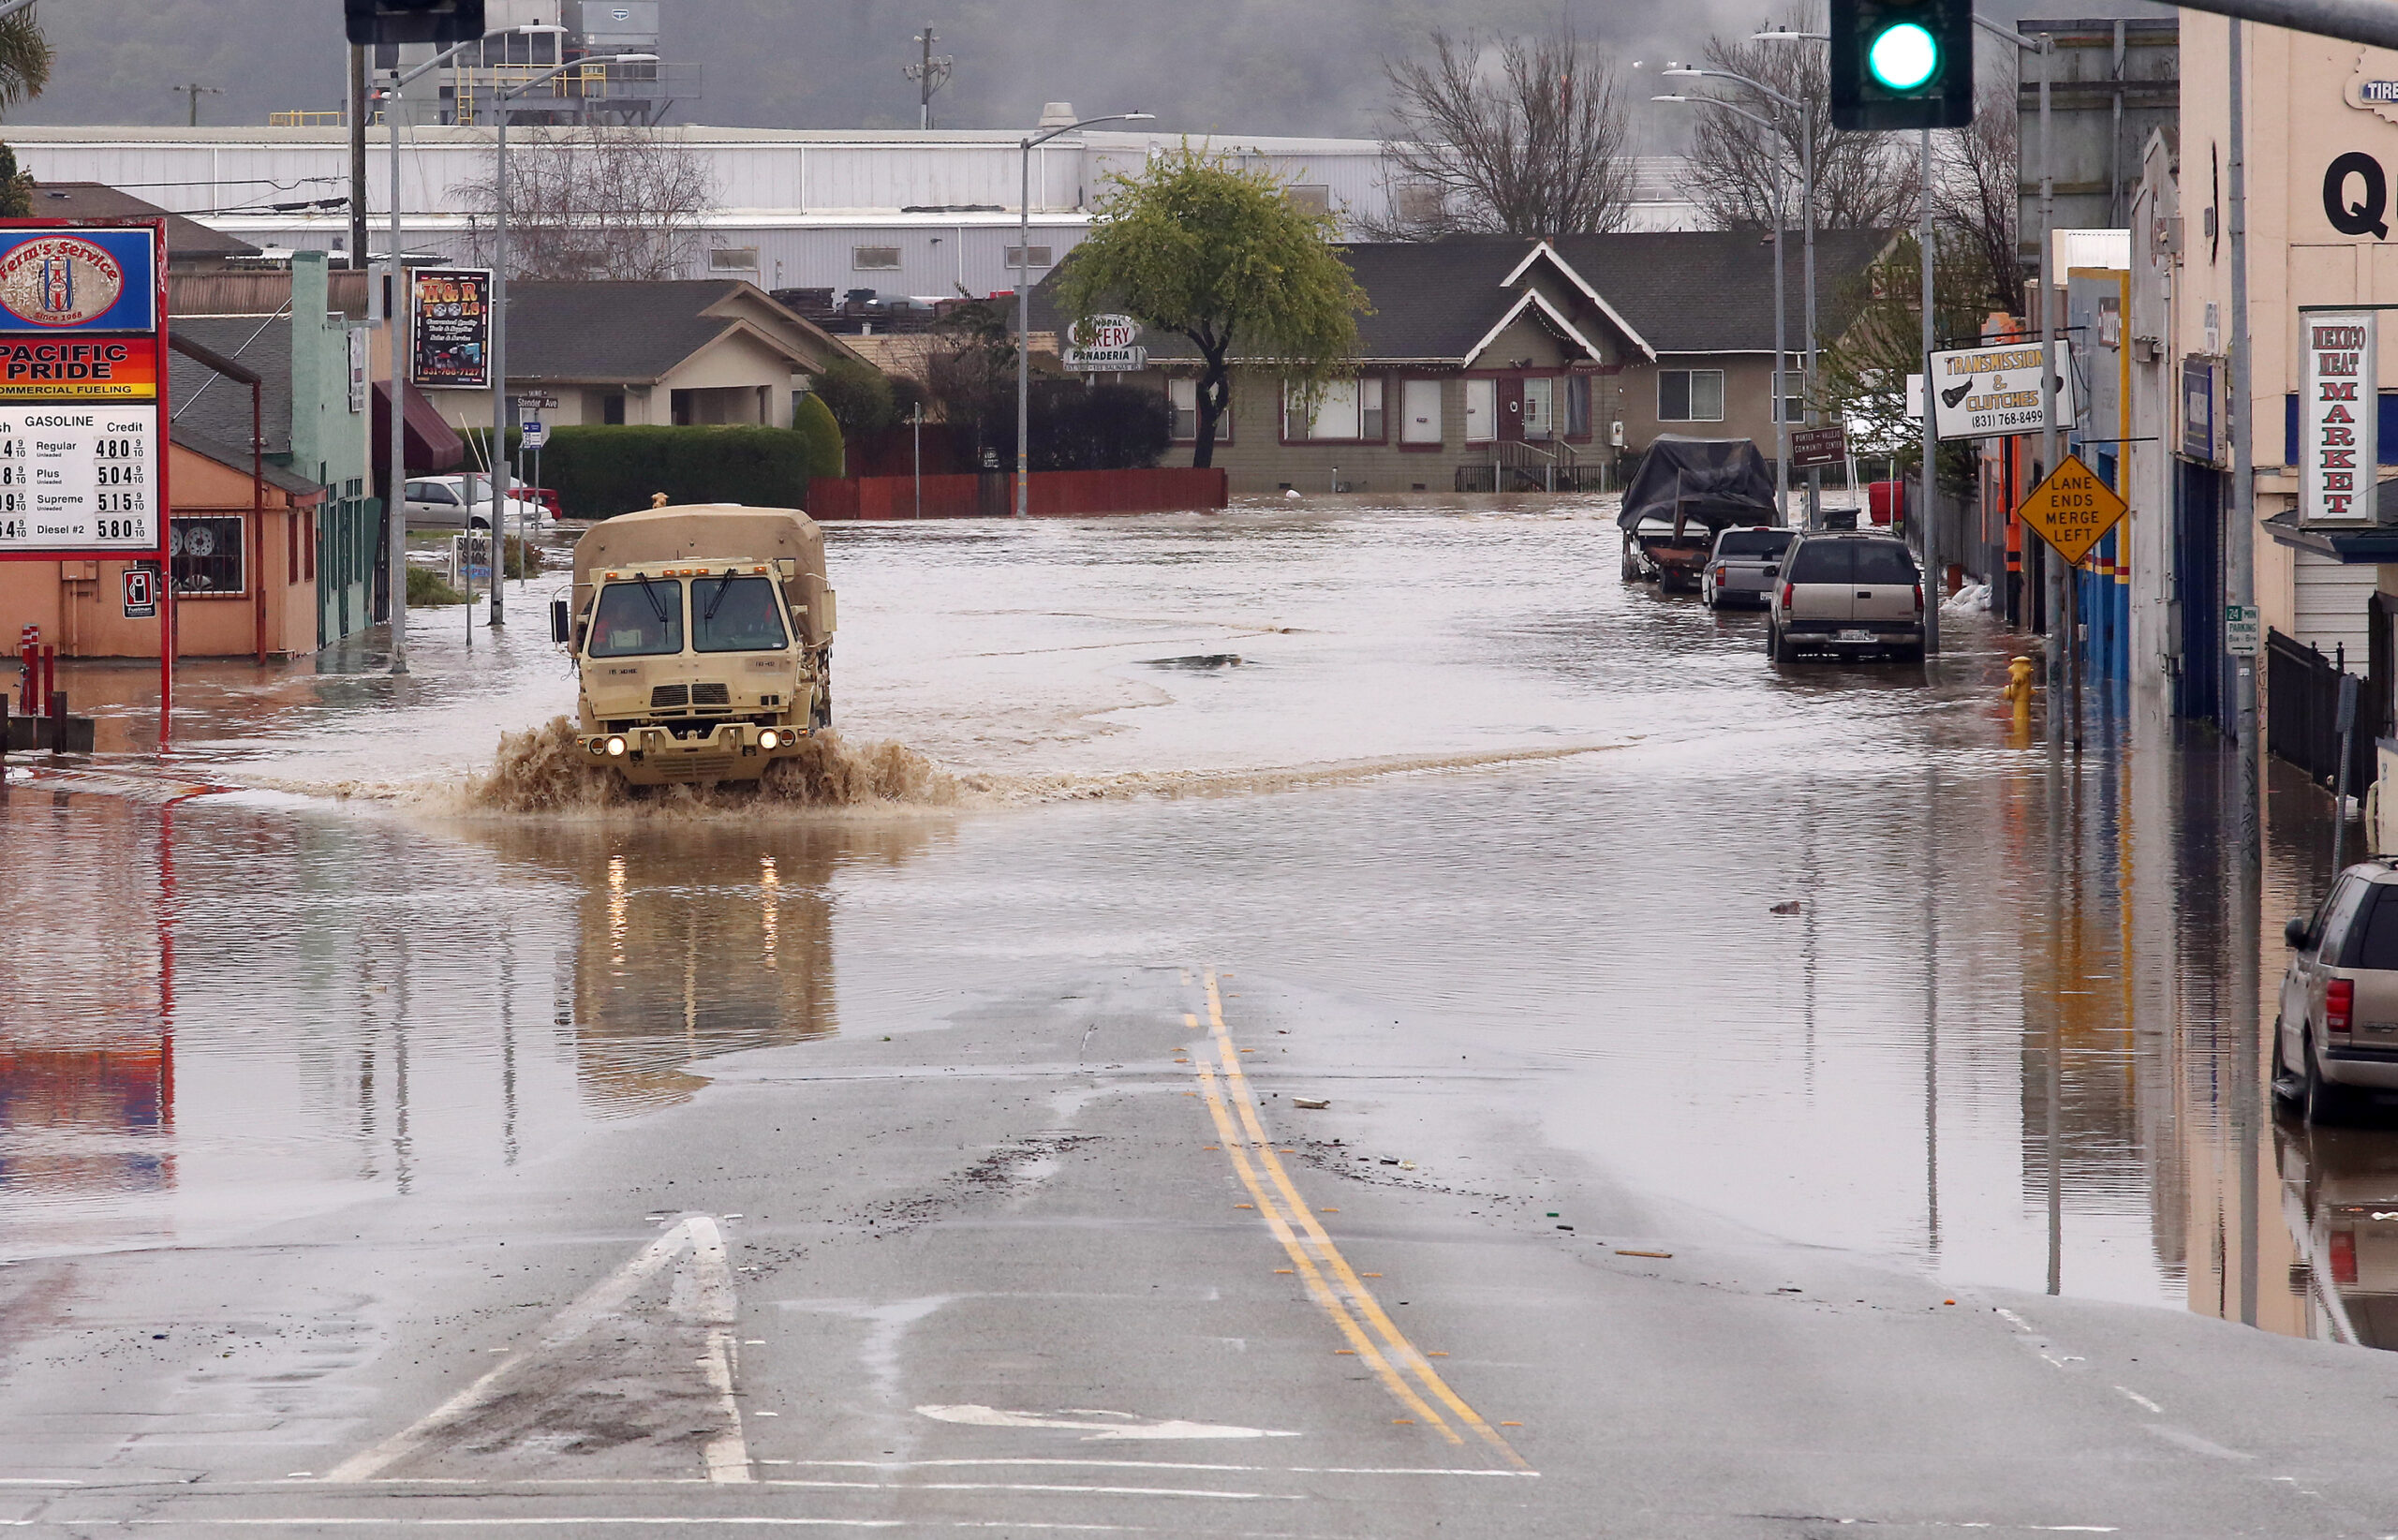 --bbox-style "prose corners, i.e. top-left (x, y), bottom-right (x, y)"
top-left (1037, 101), bottom-right (1079, 128)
